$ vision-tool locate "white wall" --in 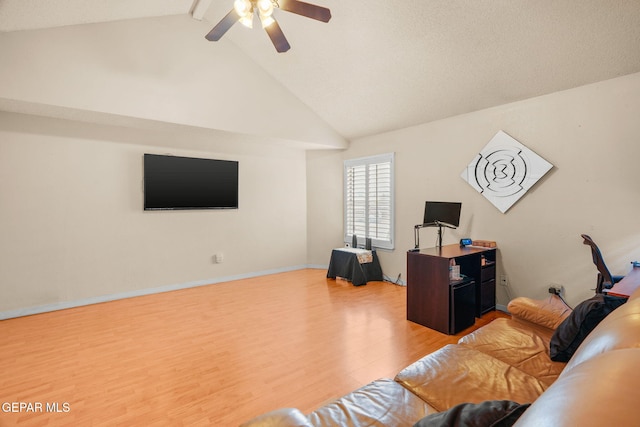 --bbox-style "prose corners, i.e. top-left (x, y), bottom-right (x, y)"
top-left (0, 112), bottom-right (308, 317)
top-left (4, 72), bottom-right (640, 318)
top-left (0, 15), bottom-right (346, 150)
top-left (306, 150), bottom-right (344, 267)
top-left (307, 72), bottom-right (640, 308)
